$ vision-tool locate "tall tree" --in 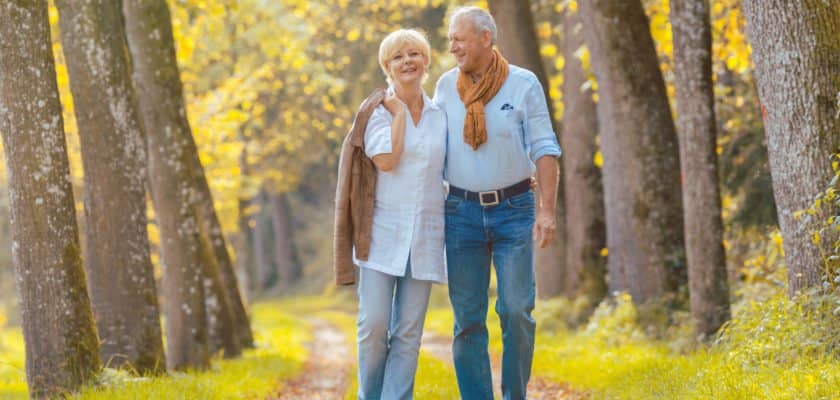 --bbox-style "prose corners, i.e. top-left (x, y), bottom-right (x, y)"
top-left (199, 233), bottom-right (241, 357)
top-left (488, 0), bottom-right (556, 121)
top-left (671, 0), bottom-right (731, 337)
top-left (123, 0), bottom-right (210, 370)
top-left (742, 1), bottom-right (840, 294)
top-left (488, 0), bottom-right (567, 298)
top-left (0, 1), bottom-right (101, 396)
top-left (236, 140), bottom-right (254, 299)
top-left (578, 0), bottom-right (687, 304)
top-left (252, 190), bottom-right (274, 291)
top-left (55, 0), bottom-right (165, 372)
top-left (561, 9), bottom-right (607, 306)
top-left (269, 192), bottom-right (302, 286)
top-left (186, 130), bottom-right (254, 348)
